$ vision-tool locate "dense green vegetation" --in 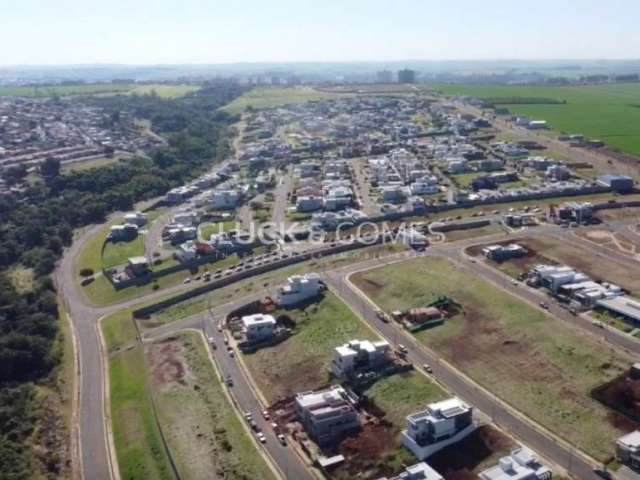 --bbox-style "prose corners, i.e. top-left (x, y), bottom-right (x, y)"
top-left (437, 83), bottom-right (640, 156)
top-left (0, 81), bottom-right (245, 478)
